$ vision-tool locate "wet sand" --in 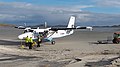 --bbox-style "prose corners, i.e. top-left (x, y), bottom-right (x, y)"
top-left (0, 27), bottom-right (120, 67)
